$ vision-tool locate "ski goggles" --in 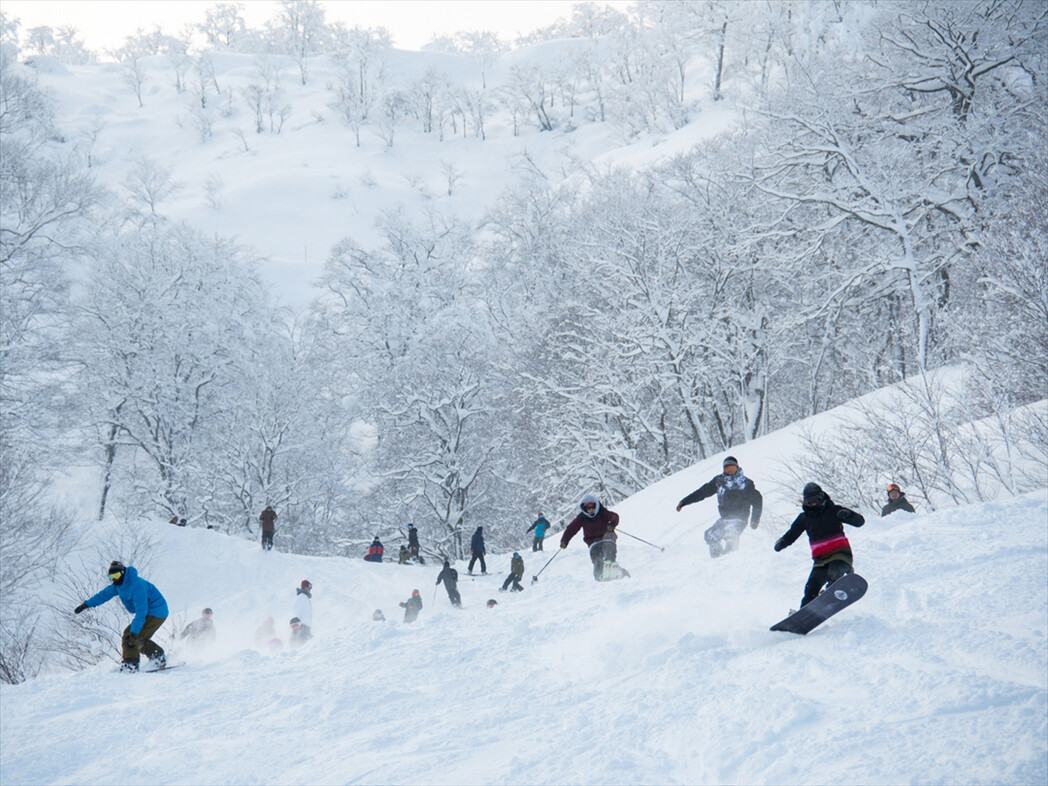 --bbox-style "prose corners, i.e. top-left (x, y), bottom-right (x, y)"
top-left (723, 464), bottom-right (738, 474)
top-left (581, 503), bottom-right (597, 514)
top-left (108, 570), bottom-right (124, 582)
